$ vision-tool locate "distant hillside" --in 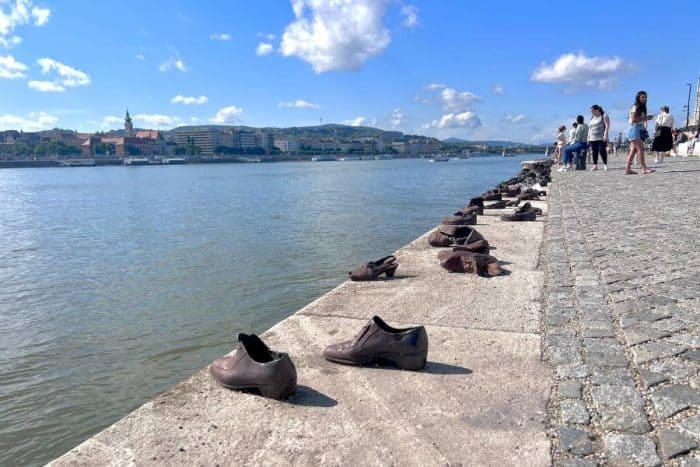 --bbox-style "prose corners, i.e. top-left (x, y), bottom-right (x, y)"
top-left (442, 137), bottom-right (535, 147)
top-left (166, 124), bottom-right (437, 143)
